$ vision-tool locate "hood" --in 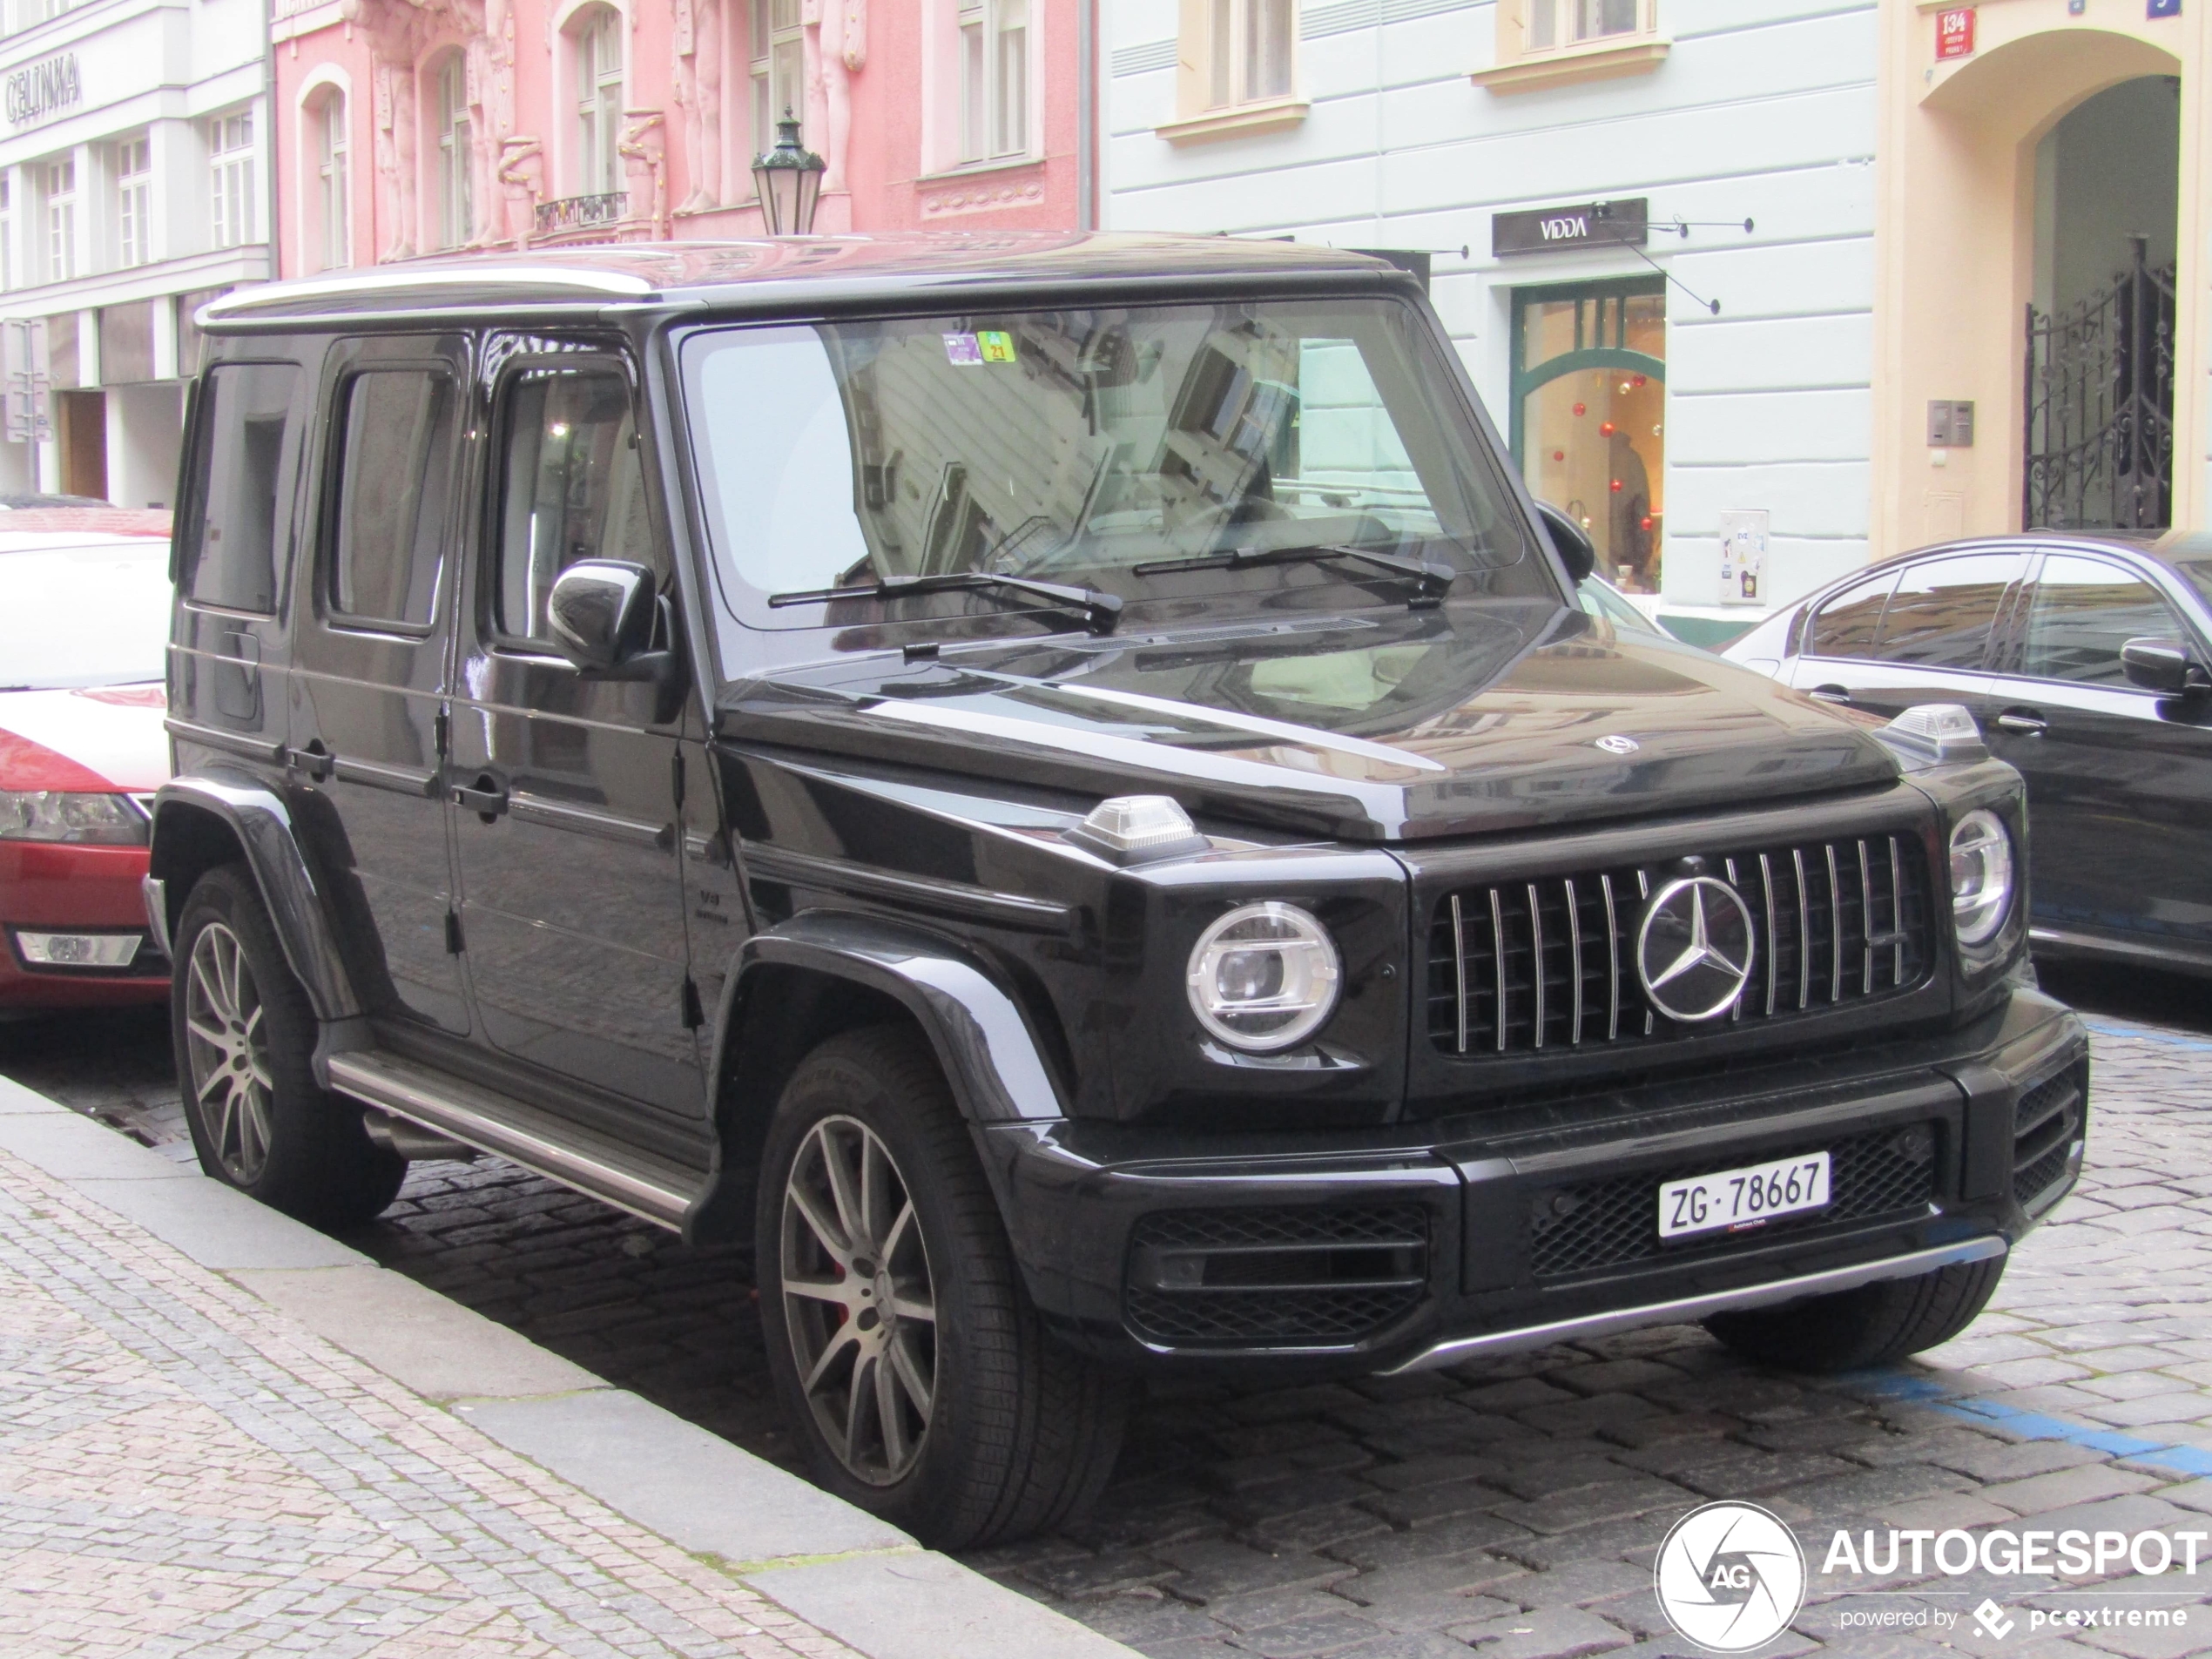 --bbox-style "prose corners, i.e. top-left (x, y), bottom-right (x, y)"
top-left (716, 605), bottom-right (1899, 843)
top-left (0, 684), bottom-right (170, 792)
